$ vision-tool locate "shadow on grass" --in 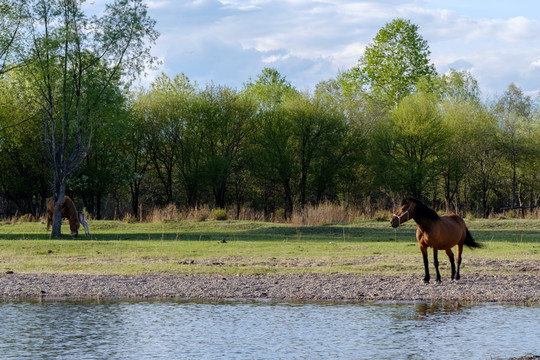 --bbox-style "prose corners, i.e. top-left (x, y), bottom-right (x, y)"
top-left (0, 222), bottom-right (413, 241)
top-left (1, 224), bottom-right (538, 243)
